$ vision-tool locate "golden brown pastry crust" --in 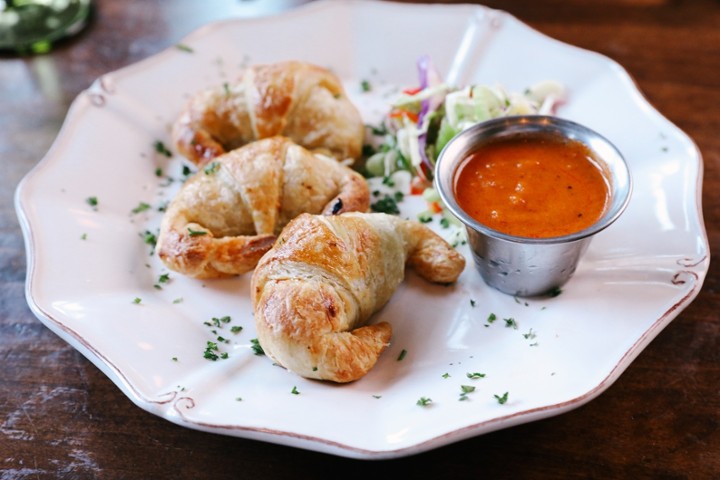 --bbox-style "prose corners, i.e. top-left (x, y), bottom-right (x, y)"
top-left (251, 212), bottom-right (466, 383)
top-left (156, 137), bottom-right (370, 279)
top-left (172, 61), bottom-right (365, 167)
